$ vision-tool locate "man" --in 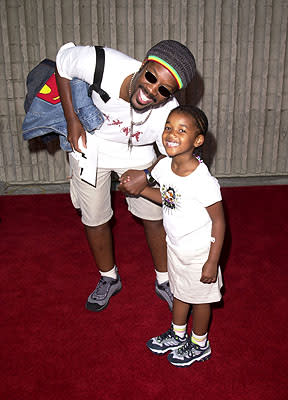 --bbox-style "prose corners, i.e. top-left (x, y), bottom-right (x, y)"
top-left (55, 40), bottom-right (196, 312)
